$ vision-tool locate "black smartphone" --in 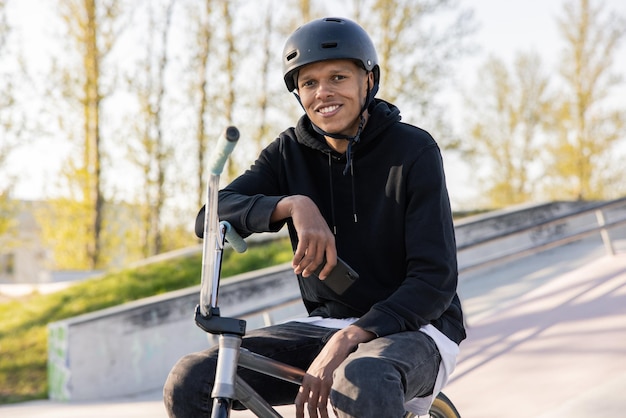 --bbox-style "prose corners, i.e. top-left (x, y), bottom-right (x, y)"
top-left (313, 256), bottom-right (359, 294)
